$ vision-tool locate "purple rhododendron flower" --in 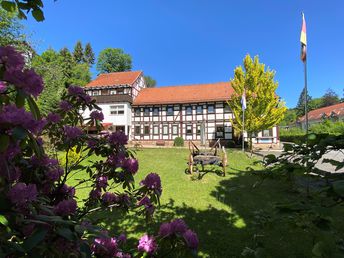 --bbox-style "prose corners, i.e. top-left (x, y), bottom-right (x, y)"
top-left (108, 131), bottom-right (128, 146)
top-left (158, 222), bottom-right (173, 238)
top-left (118, 233), bottom-right (127, 243)
top-left (102, 192), bottom-right (119, 205)
top-left (140, 173), bottom-right (162, 193)
top-left (90, 188), bottom-right (102, 199)
top-left (54, 199), bottom-right (77, 216)
top-left (138, 196), bottom-right (155, 215)
top-left (107, 153), bottom-right (126, 168)
top-left (171, 219), bottom-right (188, 234)
top-left (8, 183), bottom-right (37, 205)
top-left (183, 229), bottom-right (199, 250)
top-left (59, 100), bottom-right (73, 112)
top-left (68, 85), bottom-right (85, 96)
top-left (0, 81), bottom-right (7, 93)
top-left (64, 126), bottom-right (83, 140)
top-left (124, 158), bottom-right (139, 174)
top-left (4, 68), bottom-right (44, 97)
top-left (4, 142), bottom-right (21, 160)
top-left (0, 104), bottom-right (46, 134)
top-left (137, 234), bottom-right (157, 254)
top-left (90, 110), bottom-right (104, 121)
top-left (0, 46), bottom-right (25, 71)
top-left (60, 184), bottom-right (76, 197)
top-left (83, 94), bottom-right (92, 104)
top-left (96, 176), bottom-right (108, 188)
top-left (47, 112), bottom-right (61, 123)
top-left (92, 236), bottom-right (118, 257)
top-left (115, 252), bottom-right (131, 258)
top-left (30, 155), bottom-right (59, 167)
top-left (87, 138), bottom-right (98, 149)
top-left (46, 167), bottom-right (64, 181)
